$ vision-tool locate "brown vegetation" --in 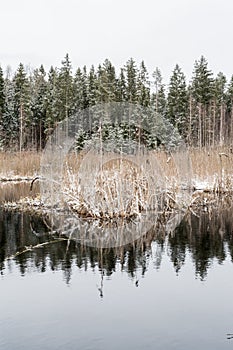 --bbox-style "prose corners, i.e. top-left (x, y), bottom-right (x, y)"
top-left (0, 151), bottom-right (41, 177)
top-left (0, 147), bottom-right (232, 215)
